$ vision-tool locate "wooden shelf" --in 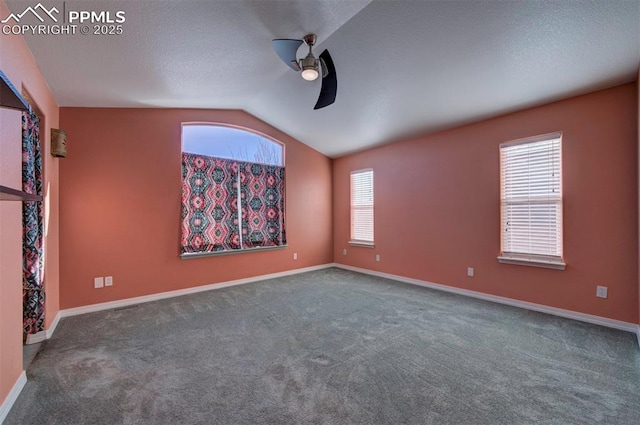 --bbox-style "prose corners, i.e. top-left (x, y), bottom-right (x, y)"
top-left (0, 185), bottom-right (42, 201)
top-left (0, 70), bottom-right (30, 111)
top-left (0, 72), bottom-right (36, 202)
